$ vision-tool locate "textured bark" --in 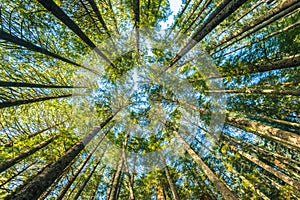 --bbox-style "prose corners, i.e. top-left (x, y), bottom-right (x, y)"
top-left (211, 0), bottom-right (300, 50)
top-left (203, 89), bottom-right (300, 96)
top-left (0, 136), bottom-right (54, 173)
top-left (107, 157), bottom-right (123, 200)
top-left (230, 167), bottom-right (270, 200)
top-left (156, 184), bottom-right (166, 200)
top-left (172, 130), bottom-right (239, 200)
top-left (132, 0), bottom-right (140, 52)
top-left (73, 158), bottom-right (105, 200)
top-left (123, 149), bottom-right (135, 200)
top-left (56, 128), bottom-right (110, 200)
top-left (228, 144), bottom-right (300, 190)
top-left (182, 0), bottom-right (213, 35)
top-left (36, 0), bottom-right (114, 68)
top-left (87, 0), bottom-right (108, 31)
top-left (227, 115), bottom-right (300, 149)
top-left (0, 94), bottom-right (73, 109)
top-left (215, 0), bottom-right (267, 40)
top-left (0, 161), bottom-right (37, 188)
top-left (10, 113), bottom-right (117, 200)
top-left (0, 81), bottom-right (85, 89)
top-left (222, 134), bottom-right (300, 166)
top-left (160, 153), bottom-right (180, 200)
top-left (162, 0), bottom-right (248, 74)
top-left (0, 30), bottom-right (98, 75)
top-left (215, 21), bottom-right (300, 57)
